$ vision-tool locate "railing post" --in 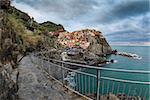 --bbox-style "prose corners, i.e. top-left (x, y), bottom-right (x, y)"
top-left (41, 53), bottom-right (43, 67)
top-left (41, 58), bottom-right (43, 68)
top-left (96, 69), bottom-right (101, 100)
top-left (48, 62), bottom-right (50, 74)
top-left (61, 63), bottom-right (65, 85)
